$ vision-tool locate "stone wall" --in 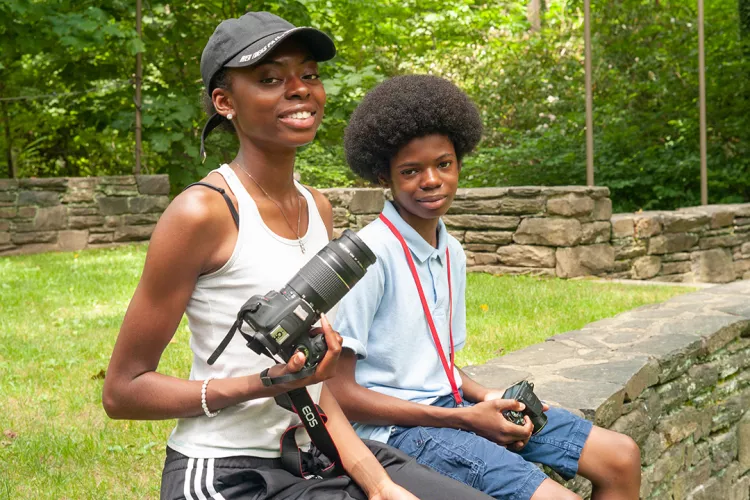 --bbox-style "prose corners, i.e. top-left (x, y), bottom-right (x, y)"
top-left (4, 177), bottom-right (749, 286)
top-left (610, 204), bottom-right (750, 283)
top-left (464, 280), bottom-right (750, 499)
top-left (321, 186), bottom-right (615, 279)
top-left (0, 175), bottom-right (170, 255)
